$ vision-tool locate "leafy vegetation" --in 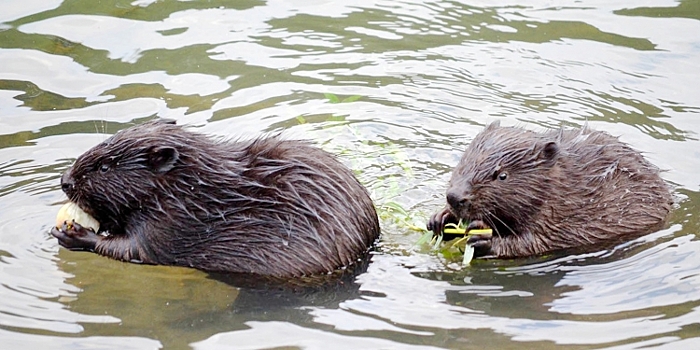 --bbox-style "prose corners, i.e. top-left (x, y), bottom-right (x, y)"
top-left (303, 92), bottom-right (481, 265)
